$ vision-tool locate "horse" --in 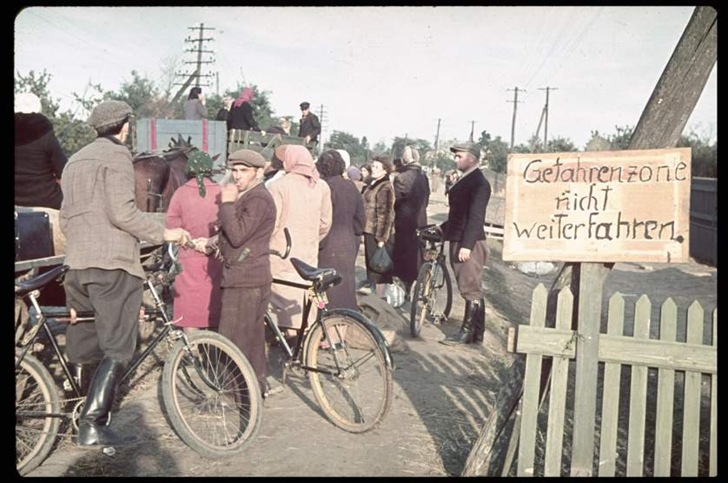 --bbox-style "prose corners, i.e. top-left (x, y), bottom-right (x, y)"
top-left (133, 135), bottom-right (217, 213)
